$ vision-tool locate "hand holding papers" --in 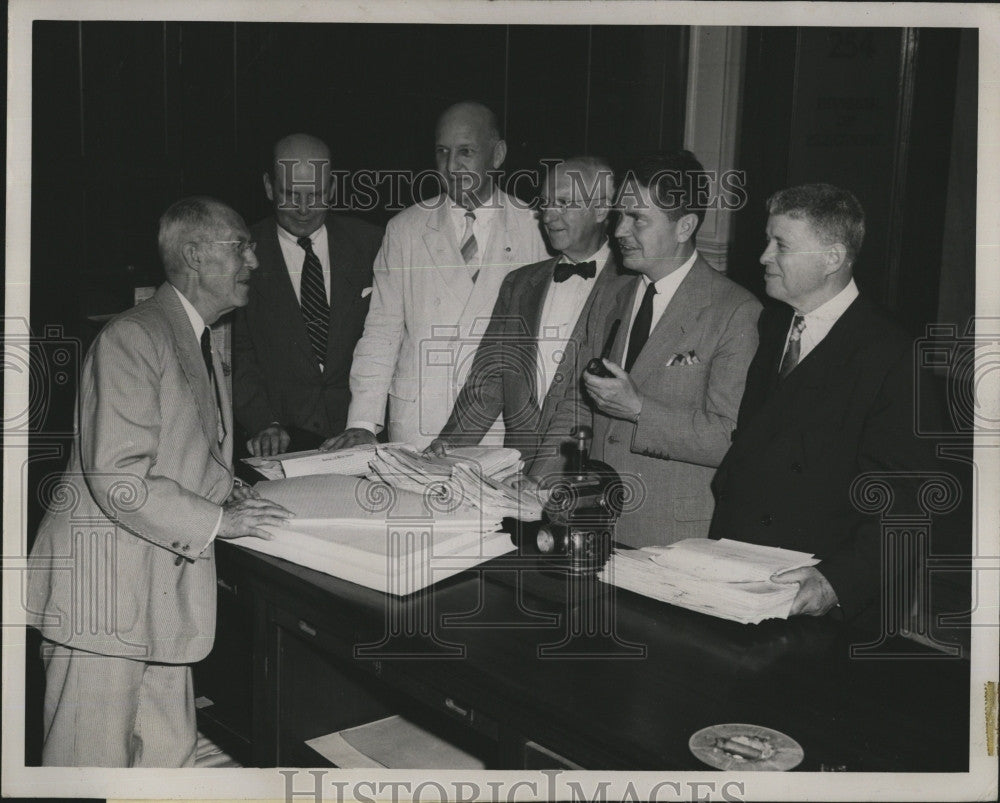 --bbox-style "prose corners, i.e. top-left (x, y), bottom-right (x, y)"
top-left (599, 539), bottom-right (821, 624)
top-left (367, 446), bottom-right (543, 521)
top-left (242, 442), bottom-right (409, 480)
